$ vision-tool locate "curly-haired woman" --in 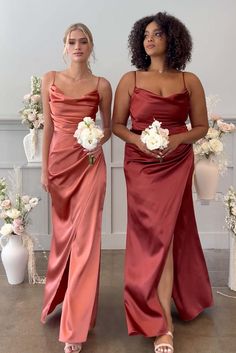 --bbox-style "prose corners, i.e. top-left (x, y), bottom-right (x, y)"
top-left (112, 12), bottom-right (213, 353)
